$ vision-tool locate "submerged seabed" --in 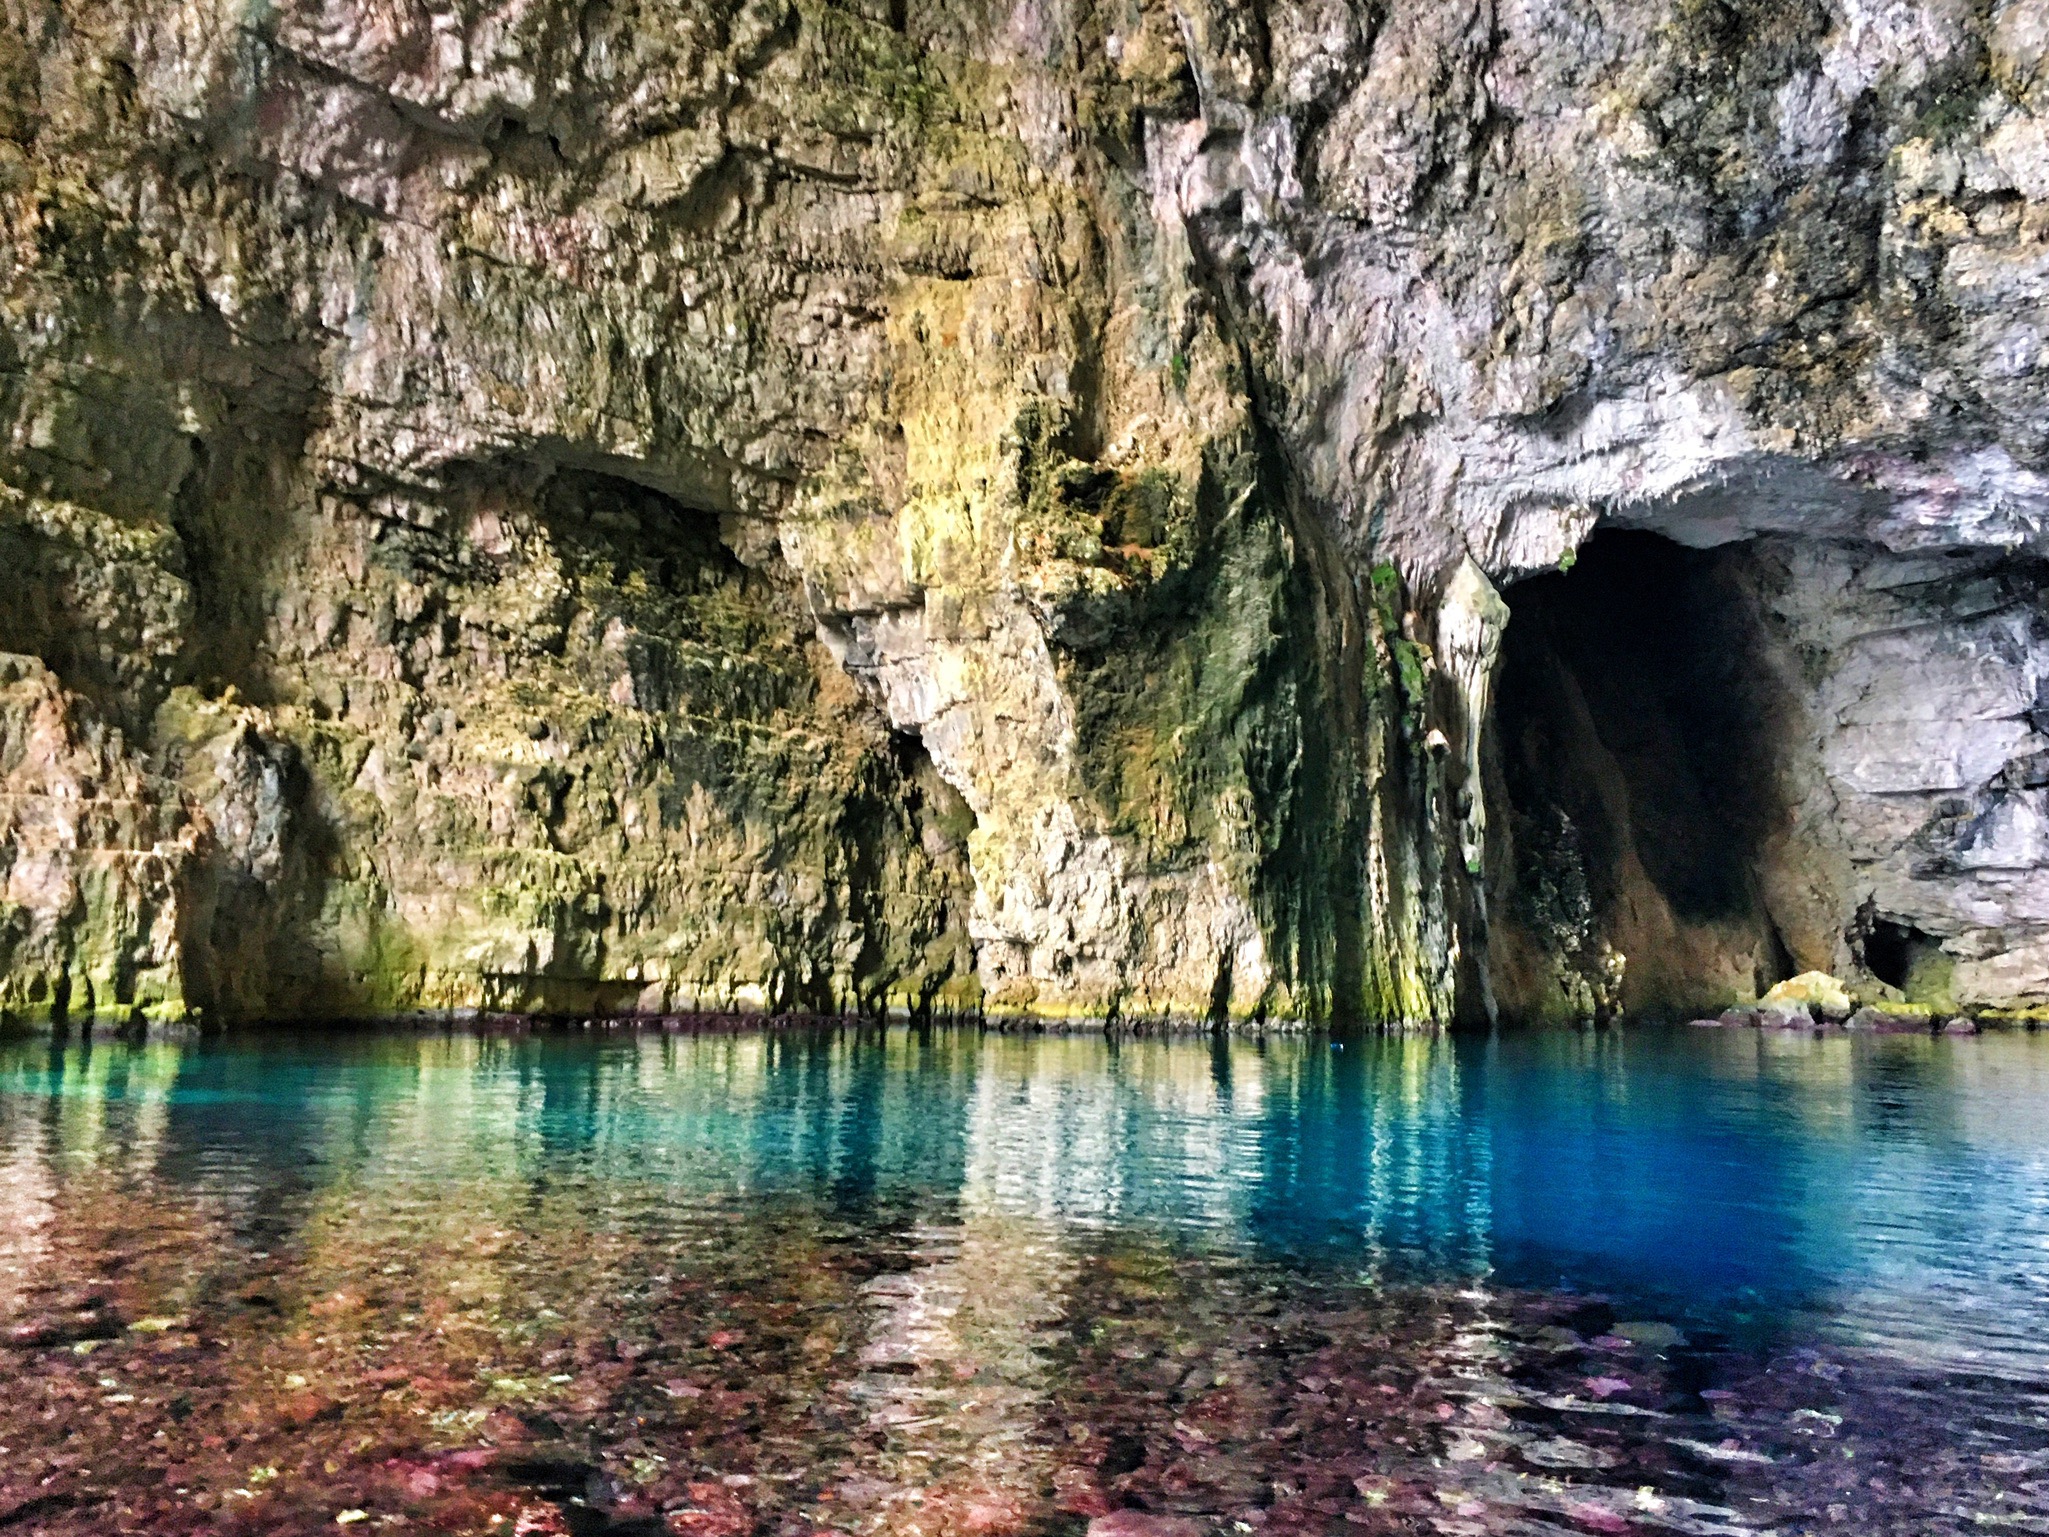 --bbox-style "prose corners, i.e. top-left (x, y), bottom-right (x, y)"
top-left (0, 1026), bottom-right (2045, 1536)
